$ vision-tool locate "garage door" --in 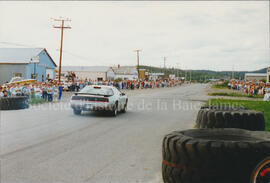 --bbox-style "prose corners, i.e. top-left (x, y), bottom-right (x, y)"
top-left (46, 69), bottom-right (55, 79)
